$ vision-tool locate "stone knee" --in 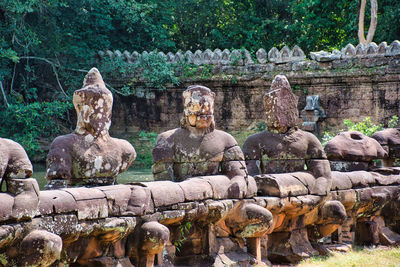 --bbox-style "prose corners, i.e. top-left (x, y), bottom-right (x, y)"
top-left (18, 230), bottom-right (62, 267)
top-left (138, 221), bottom-right (170, 267)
